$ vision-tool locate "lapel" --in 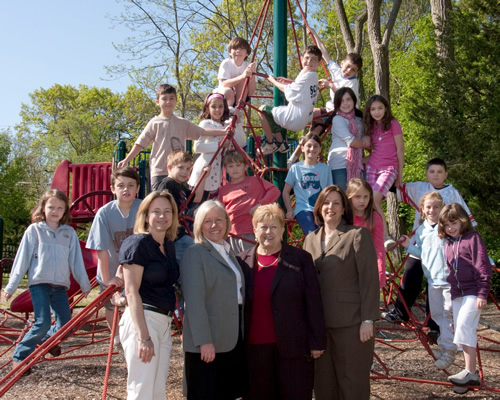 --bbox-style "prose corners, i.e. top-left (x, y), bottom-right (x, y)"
top-left (200, 238), bottom-right (231, 270)
top-left (271, 244), bottom-right (296, 295)
top-left (322, 221), bottom-right (348, 256)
